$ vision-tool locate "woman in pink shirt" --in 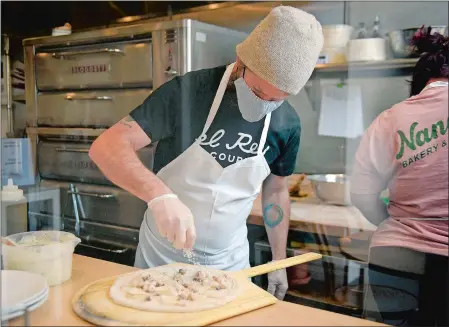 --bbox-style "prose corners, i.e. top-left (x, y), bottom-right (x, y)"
top-left (351, 27), bottom-right (448, 326)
